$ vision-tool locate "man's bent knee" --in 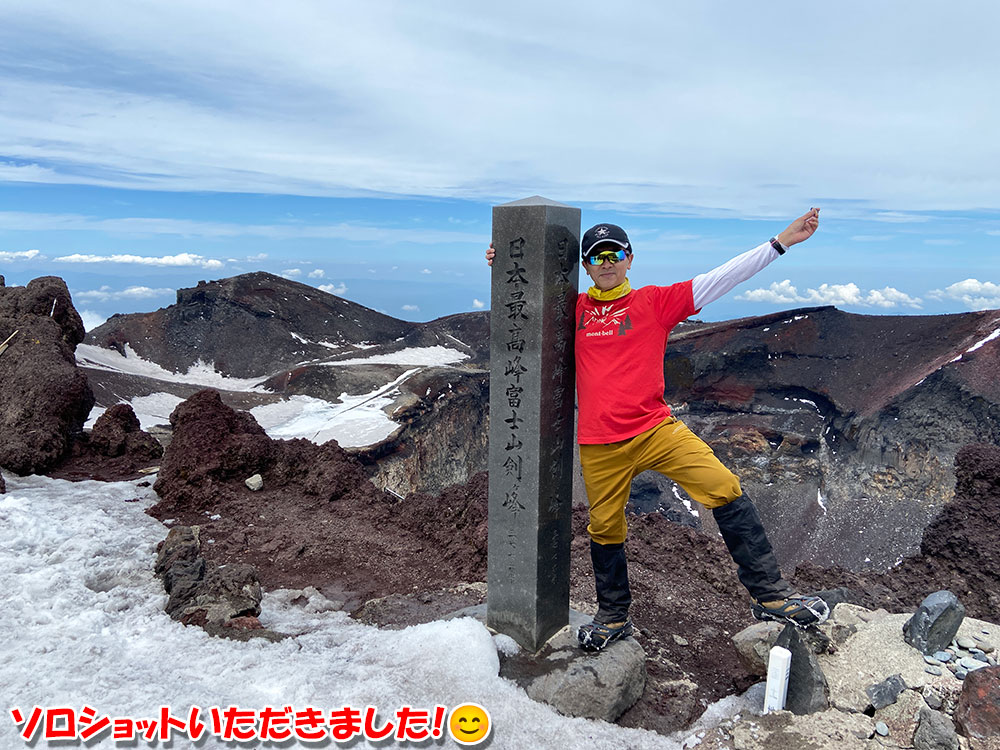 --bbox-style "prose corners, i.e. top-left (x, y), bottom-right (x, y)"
top-left (587, 520), bottom-right (627, 546)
